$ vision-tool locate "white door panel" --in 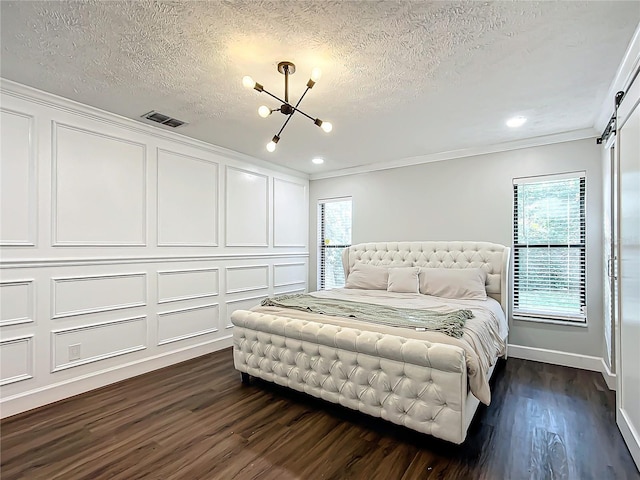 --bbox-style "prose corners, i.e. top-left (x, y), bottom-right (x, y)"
top-left (616, 81), bottom-right (640, 469)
